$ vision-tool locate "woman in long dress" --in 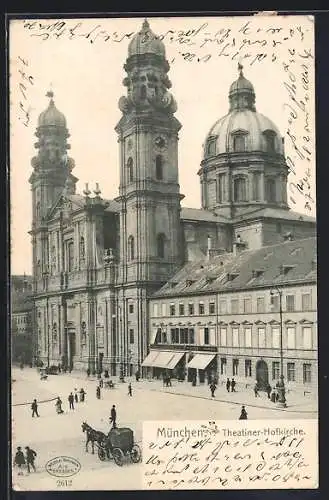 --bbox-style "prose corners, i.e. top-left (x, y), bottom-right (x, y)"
top-left (55, 397), bottom-right (64, 414)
